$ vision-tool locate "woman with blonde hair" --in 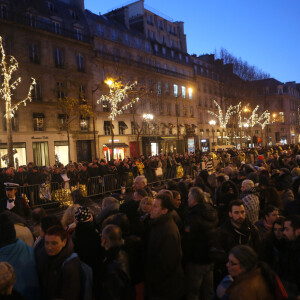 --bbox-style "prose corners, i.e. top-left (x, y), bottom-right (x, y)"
top-left (0, 262), bottom-right (24, 299)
